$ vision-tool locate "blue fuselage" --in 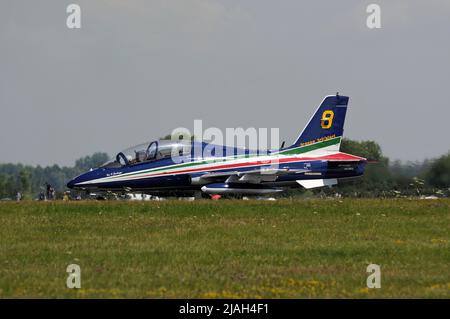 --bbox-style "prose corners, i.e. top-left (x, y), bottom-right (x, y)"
top-left (67, 151), bottom-right (366, 194)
